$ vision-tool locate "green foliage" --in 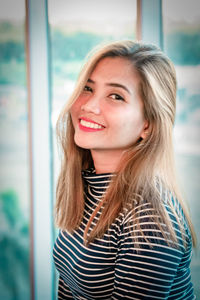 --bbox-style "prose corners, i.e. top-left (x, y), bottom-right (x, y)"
top-left (165, 31), bottom-right (200, 65)
top-left (1, 21), bottom-right (200, 85)
top-left (52, 60), bottom-right (83, 82)
top-left (176, 88), bottom-right (200, 124)
top-left (0, 22), bottom-right (26, 85)
top-left (0, 60), bottom-right (26, 85)
top-left (1, 190), bottom-right (22, 227)
top-left (0, 21), bottom-right (25, 42)
top-left (0, 189), bottom-right (30, 299)
top-left (0, 41), bottom-right (25, 62)
top-left (51, 30), bottom-right (104, 61)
